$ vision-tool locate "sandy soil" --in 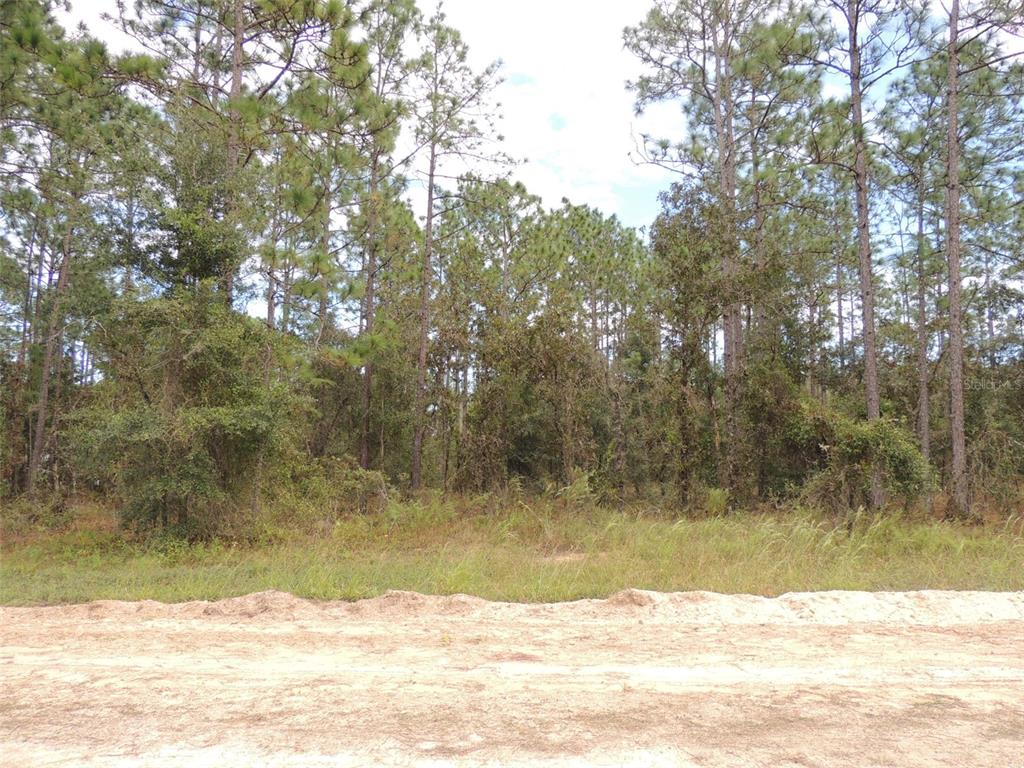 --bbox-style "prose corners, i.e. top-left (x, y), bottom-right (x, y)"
top-left (2, 589), bottom-right (1023, 767)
